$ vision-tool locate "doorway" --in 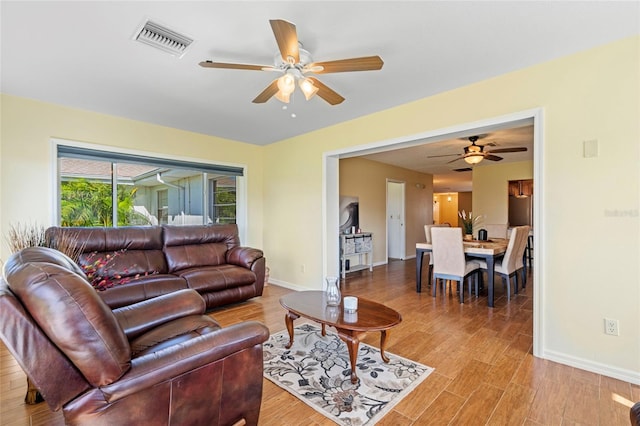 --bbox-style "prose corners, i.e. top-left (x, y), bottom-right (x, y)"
top-left (323, 108), bottom-right (542, 357)
top-left (386, 180), bottom-right (405, 260)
